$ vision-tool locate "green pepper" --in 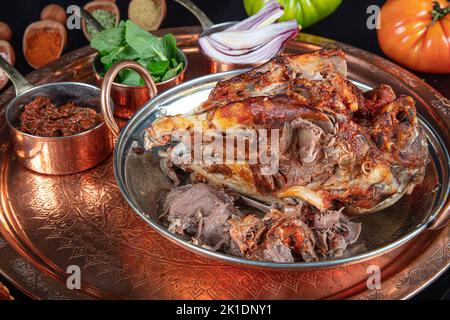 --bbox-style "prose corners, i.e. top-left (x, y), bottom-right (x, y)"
top-left (243, 0), bottom-right (342, 28)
